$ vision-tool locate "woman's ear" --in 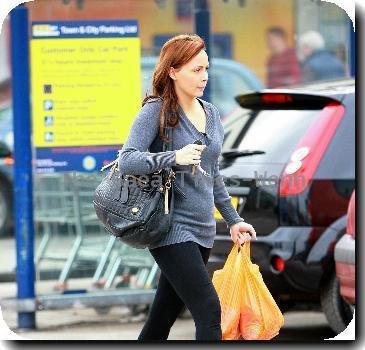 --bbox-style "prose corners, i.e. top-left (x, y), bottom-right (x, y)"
top-left (169, 67), bottom-right (177, 81)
